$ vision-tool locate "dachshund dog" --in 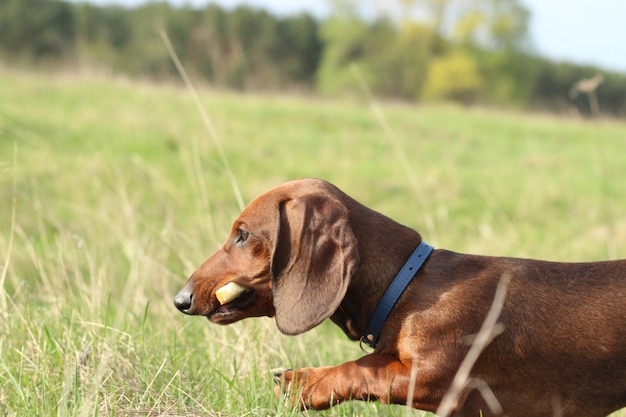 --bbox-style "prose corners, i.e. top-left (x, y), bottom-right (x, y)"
top-left (174, 178), bottom-right (626, 417)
